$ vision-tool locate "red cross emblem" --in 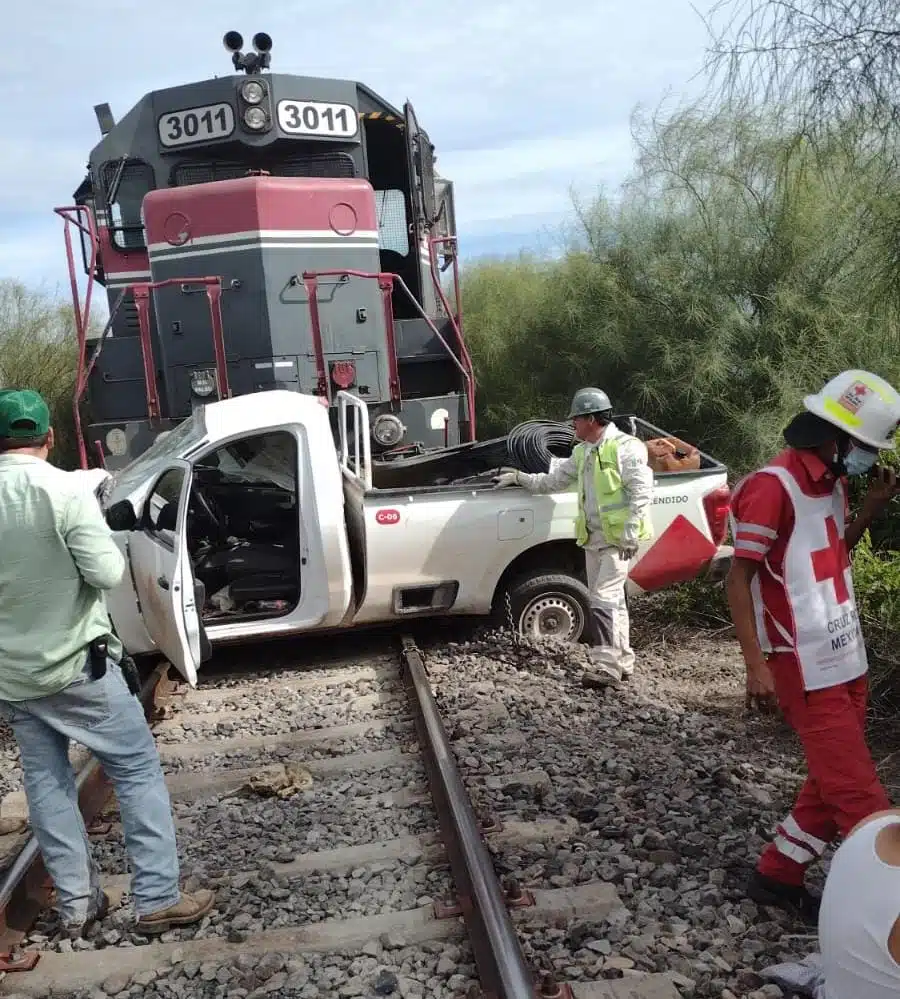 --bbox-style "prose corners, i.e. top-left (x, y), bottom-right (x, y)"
top-left (837, 381), bottom-right (871, 414)
top-left (811, 515), bottom-right (850, 603)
